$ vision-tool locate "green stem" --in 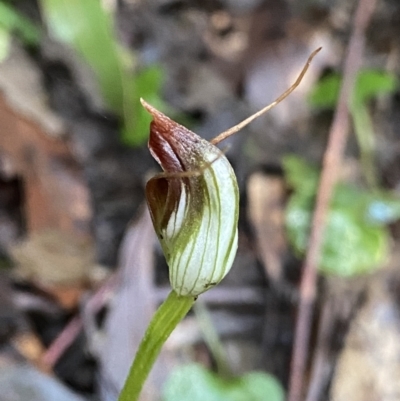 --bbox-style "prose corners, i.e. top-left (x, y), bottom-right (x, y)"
top-left (351, 103), bottom-right (378, 189)
top-left (118, 290), bottom-right (195, 401)
top-left (193, 300), bottom-right (232, 379)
